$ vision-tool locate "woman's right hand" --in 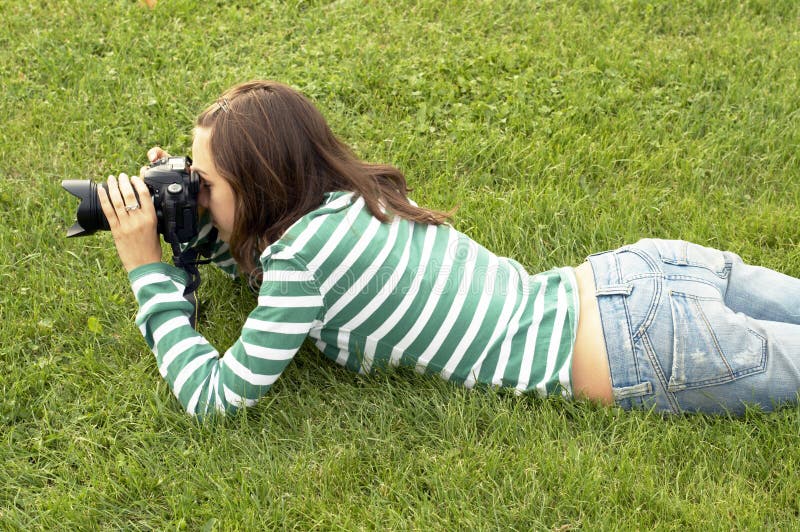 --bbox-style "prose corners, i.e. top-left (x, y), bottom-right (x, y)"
top-left (148, 146), bottom-right (170, 162)
top-left (140, 147), bottom-right (171, 177)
